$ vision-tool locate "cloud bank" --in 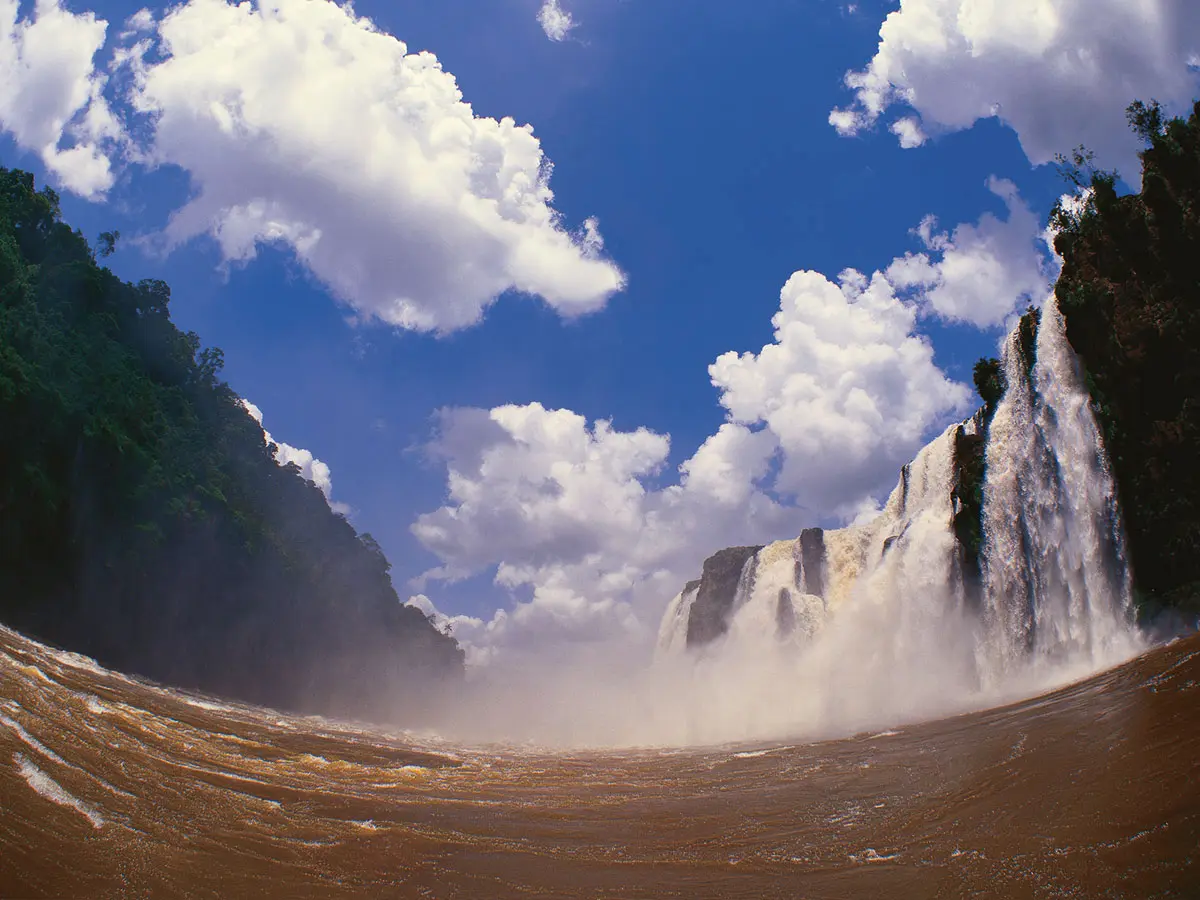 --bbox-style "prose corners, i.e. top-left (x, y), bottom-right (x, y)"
top-left (0, 0), bottom-right (624, 334)
top-left (832, 0), bottom-right (1200, 177)
top-left (410, 404), bottom-right (801, 667)
top-left (0, 0), bottom-right (120, 197)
